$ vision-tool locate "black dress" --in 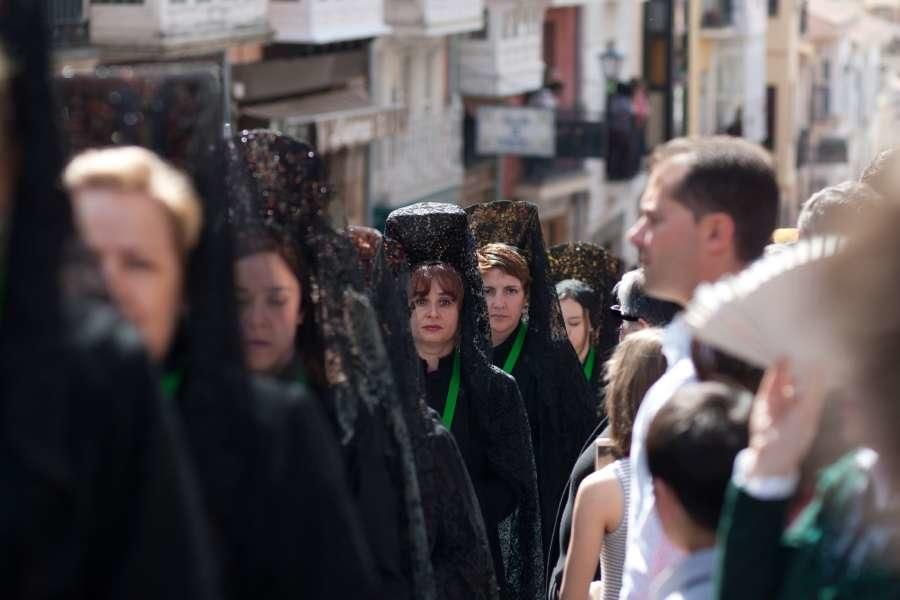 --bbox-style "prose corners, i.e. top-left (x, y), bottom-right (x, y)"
top-left (423, 354), bottom-right (517, 584)
top-left (175, 370), bottom-right (378, 600)
top-left (348, 226), bottom-right (499, 600)
top-left (0, 3), bottom-right (219, 597)
top-left (386, 203), bottom-right (544, 600)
